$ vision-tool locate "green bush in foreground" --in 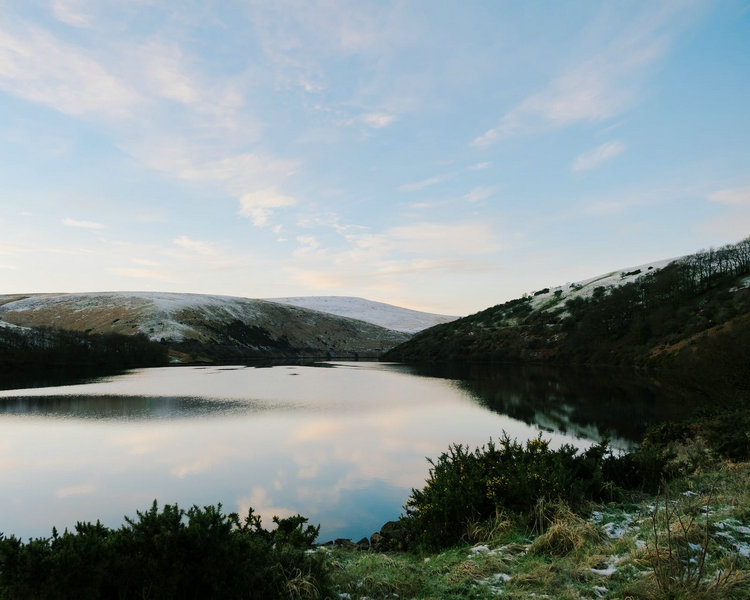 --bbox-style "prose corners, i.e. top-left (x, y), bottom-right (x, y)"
top-left (0, 502), bottom-right (328, 600)
top-left (402, 433), bottom-right (674, 551)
